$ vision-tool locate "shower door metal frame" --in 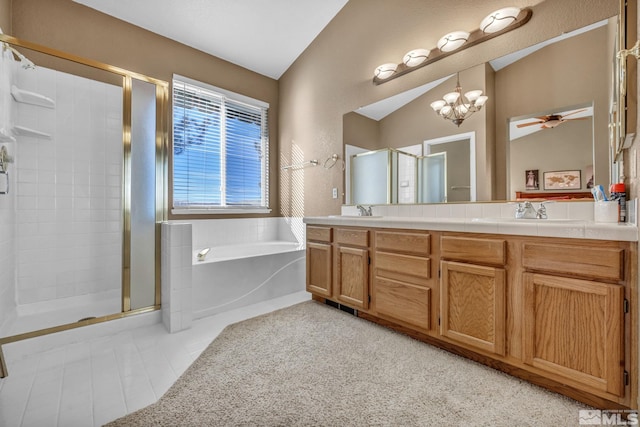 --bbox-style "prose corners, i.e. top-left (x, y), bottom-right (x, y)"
top-left (0, 34), bottom-right (168, 378)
